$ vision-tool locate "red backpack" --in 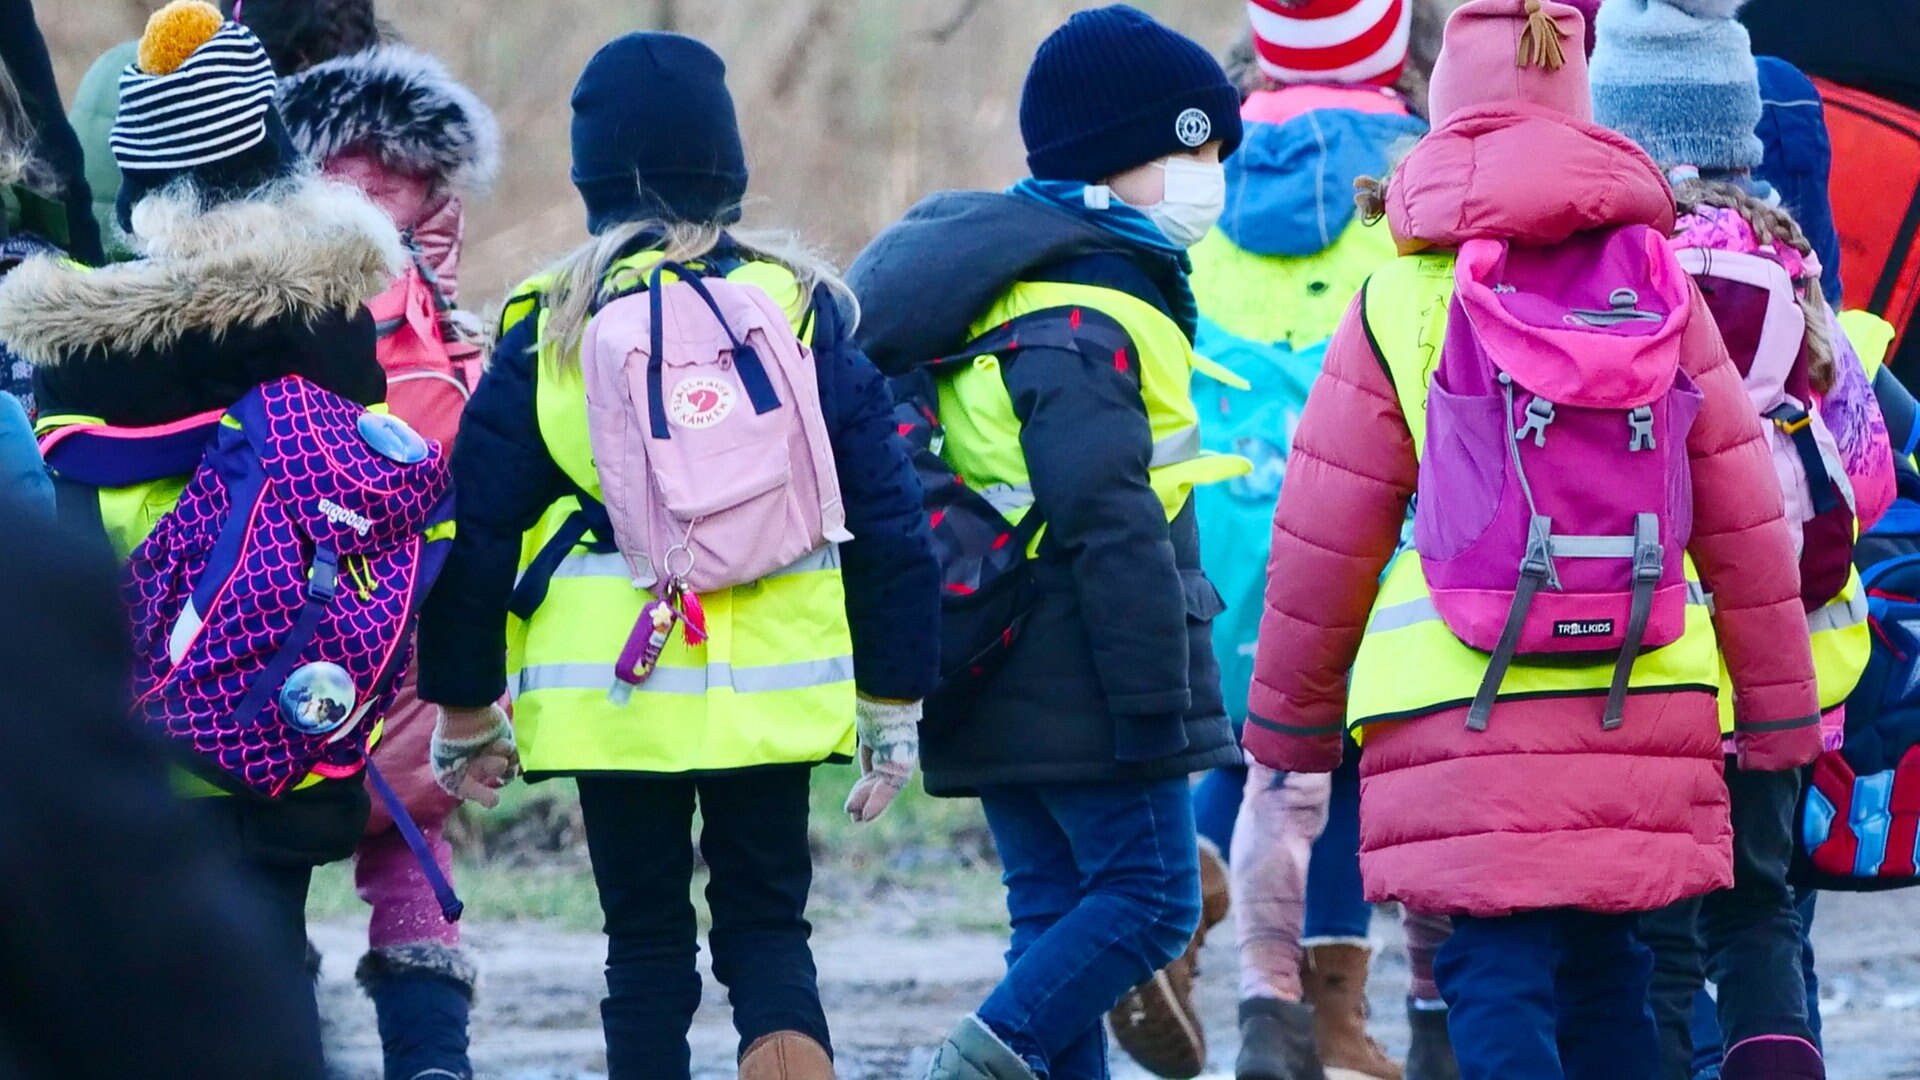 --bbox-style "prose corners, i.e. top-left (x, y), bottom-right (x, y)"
top-left (1815, 77), bottom-right (1920, 365)
top-left (366, 245), bottom-right (482, 449)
